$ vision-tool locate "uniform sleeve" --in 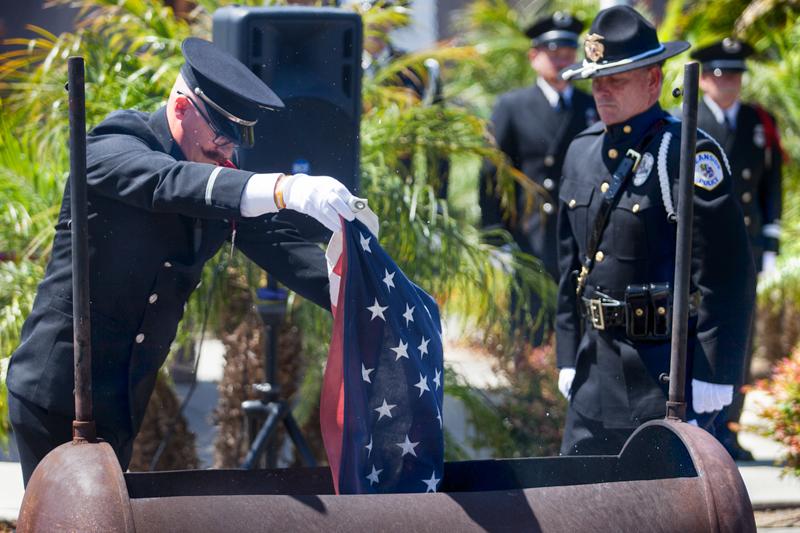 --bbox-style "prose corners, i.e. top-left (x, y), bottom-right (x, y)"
top-left (235, 215), bottom-right (331, 311)
top-left (554, 147), bottom-right (582, 368)
top-left (760, 112), bottom-right (783, 253)
top-left (555, 200), bottom-right (581, 368)
top-left (86, 132), bottom-right (254, 219)
top-left (689, 137), bottom-right (756, 386)
top-left (479, 96), bottom-right (517, 232)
